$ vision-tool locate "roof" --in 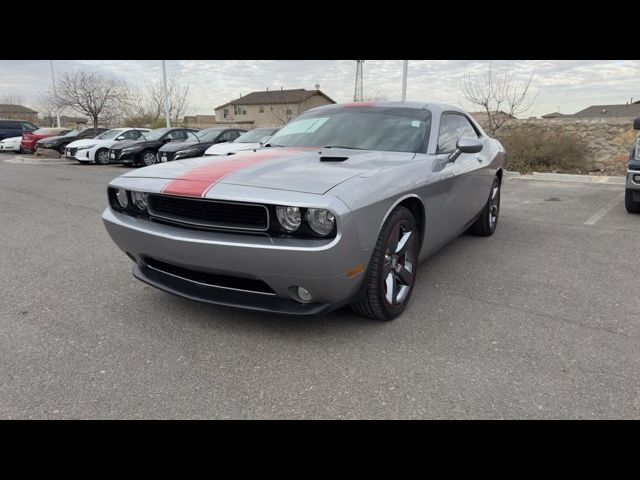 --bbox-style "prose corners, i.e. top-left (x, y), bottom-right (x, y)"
top-left (215, 89), bottom-right (335, 110)
top-left (0, 104), bottom-right (38, 114)
top-left (541, 112), bottom-right (573, 118)
top-left (571, 104), bottom-right (640, 118)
